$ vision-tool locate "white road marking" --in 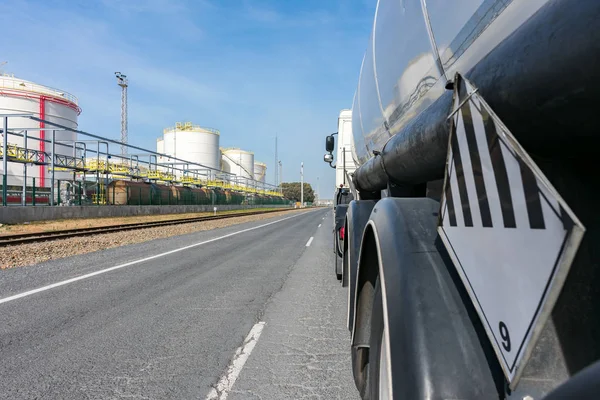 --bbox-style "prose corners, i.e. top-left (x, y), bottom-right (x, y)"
top-left (318, 224), bottom-right (321, 228)
top-left (0, 212), bottom-right (313, 306)
top-left (206, 321), bottom-right (266, 400)
top-left (305, 237), bottom-right (314, 247)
